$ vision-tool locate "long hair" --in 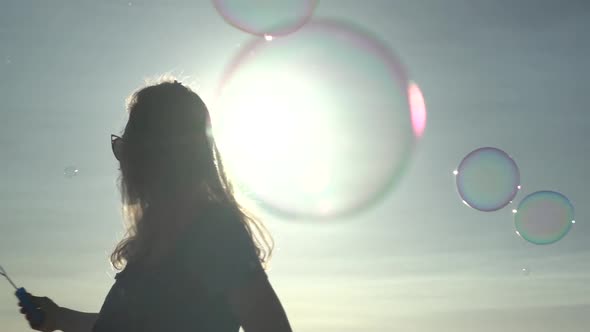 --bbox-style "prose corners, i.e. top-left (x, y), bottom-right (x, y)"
top-left (110, 77), bottom-right (273, 270)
